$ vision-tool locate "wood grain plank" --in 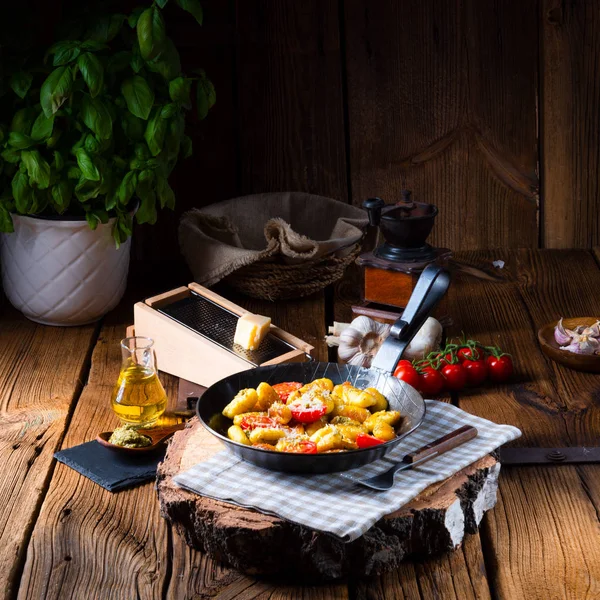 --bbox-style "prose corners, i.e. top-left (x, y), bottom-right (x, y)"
top-left (0, 306), bottom-right (97, 600)
top-left (236, 0), bottom-right (347, 200)
top-left (350, 535), bottom-right (491, 600)
top-left (482, 466), bottom-right (600, 599)
top-left (449, 250), bottom-right (600, 600)
top-left (17, 307), bottom-right (180, 600)
top-left (542, 0), bottom-right (600, 248)
top-left (344, 0), bottom-right (539, 249)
